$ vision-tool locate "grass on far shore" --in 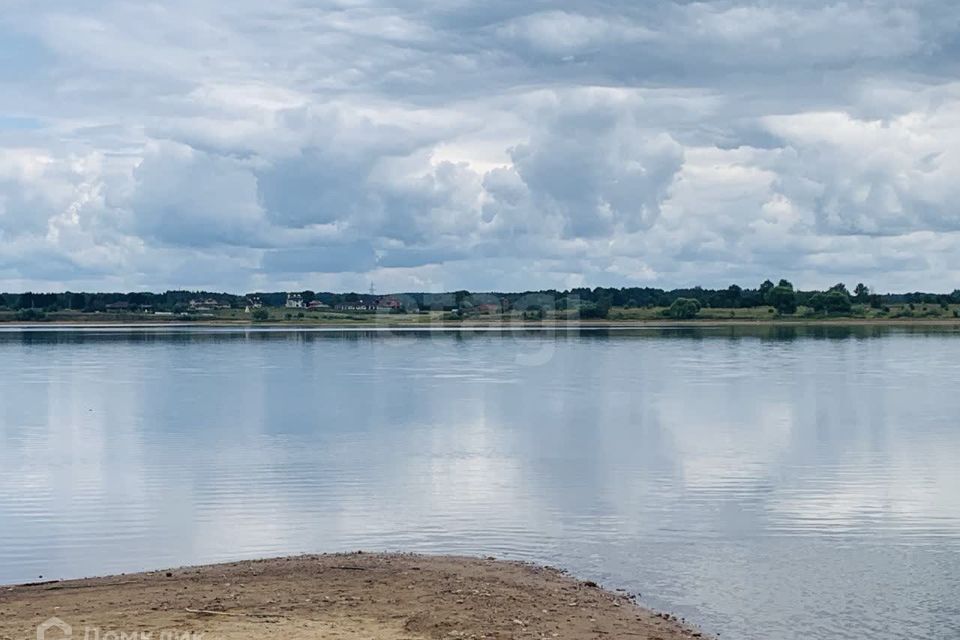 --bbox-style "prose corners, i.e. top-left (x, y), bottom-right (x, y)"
top-left (1, 302), bottom-right (960, 325)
